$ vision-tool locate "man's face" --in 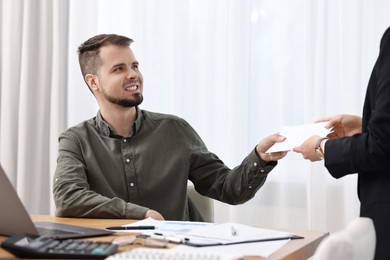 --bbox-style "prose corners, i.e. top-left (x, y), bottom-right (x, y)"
top-left (94, 45), bottom-right (144, 108)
